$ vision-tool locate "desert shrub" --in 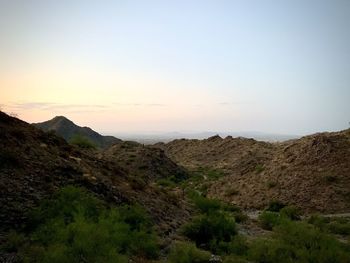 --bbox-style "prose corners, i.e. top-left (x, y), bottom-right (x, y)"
top-left (258, 211), bottom-right (281, 230)
top-left (280, 205), bottom-right (301, 221)
top-left (223, 255), bottom-right (249, 263)
top-left (191, 194), bottom-right (222, 214)
top-left (308, 215), bottom-right (350, 236)
top-left (183, 211), bottom-right (236, 251)
top-left (221, 203), bottom-right (241, 213)
top-left (324, 175), bottom-right (338, 183)
top-left (308, 214), bottom-right (330, 230)
top-left (266, 181), bottom-right (277, 188)
top-left (225, 188), bottom-right (239, 196)
top-left (255, 164), bottom-right (264, 174)
top-left (69, 134), bottom-right (96, 149)
top-left (266, 200), bottom-right (286, 212)
top-left (129, 176), bottom-right (146, 190)
top-left (9, 186), bottom-right (158, 262)
top-left (217, 235), bottom-right (249, 256)
top-left (1, 231), bottom-right (26, 252)
top-left (168, 241), bottom-right (211, 263)
top-left (157, 178), bottom-right (177, 188)
top-left (249, 221), bottom-right (350, 263)
top-left (328, 219), bottom-right (350, 236)
top-left (29, 186), bottom-right (103, 228)
top-left (185, 168), bottom-right (225, 188)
